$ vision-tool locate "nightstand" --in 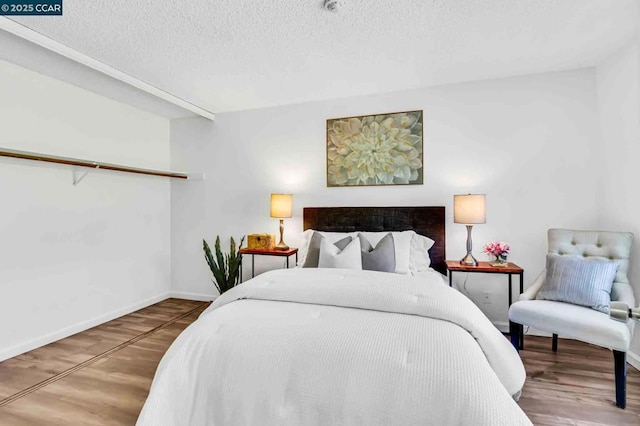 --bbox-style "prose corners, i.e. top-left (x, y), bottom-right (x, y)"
top-left (239, 248), bottom-right (298, 281)
top-left (445, 260), bottom-right (524, 309)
